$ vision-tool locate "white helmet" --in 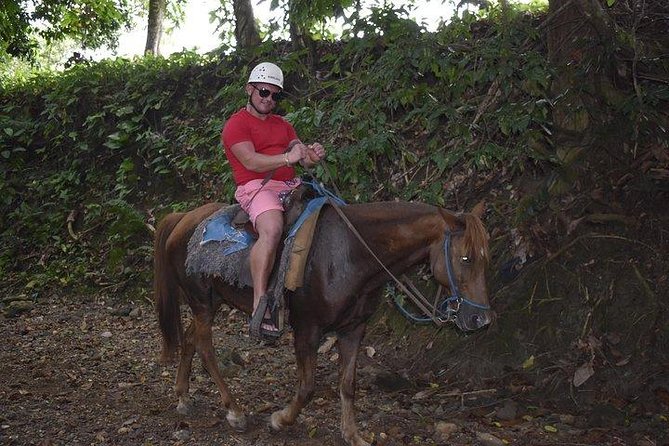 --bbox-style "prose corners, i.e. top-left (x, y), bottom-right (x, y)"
top-left (248, 62), bottom-right (284, 89)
